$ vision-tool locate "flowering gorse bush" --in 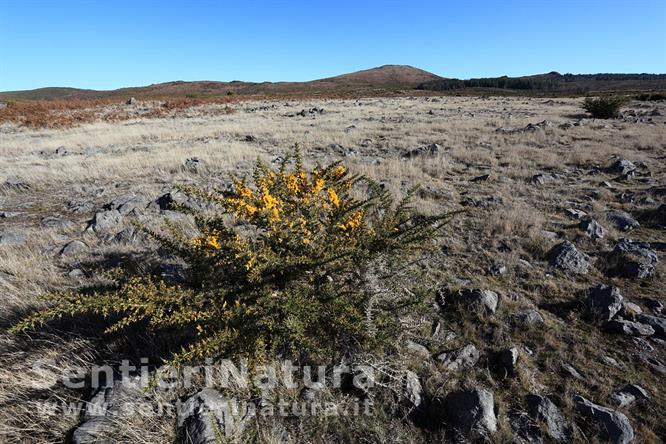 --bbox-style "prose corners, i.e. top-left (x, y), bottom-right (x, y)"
top-left (12, 149), bottom-right (451, 365)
